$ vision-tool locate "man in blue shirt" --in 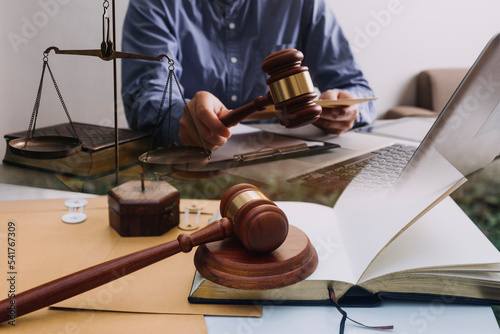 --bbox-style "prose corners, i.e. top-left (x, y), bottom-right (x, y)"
top-left (122, 0), bottom-right (376, 151)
